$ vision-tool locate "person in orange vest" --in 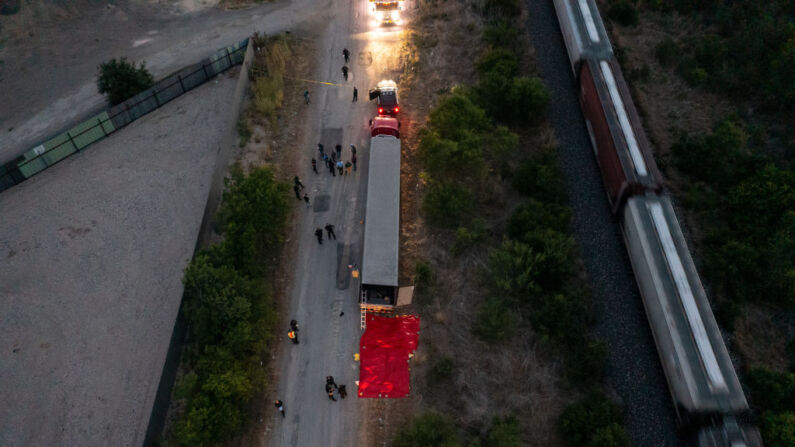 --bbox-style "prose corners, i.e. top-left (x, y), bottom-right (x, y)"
top-left (288, 329), bottom-right (299, 344)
